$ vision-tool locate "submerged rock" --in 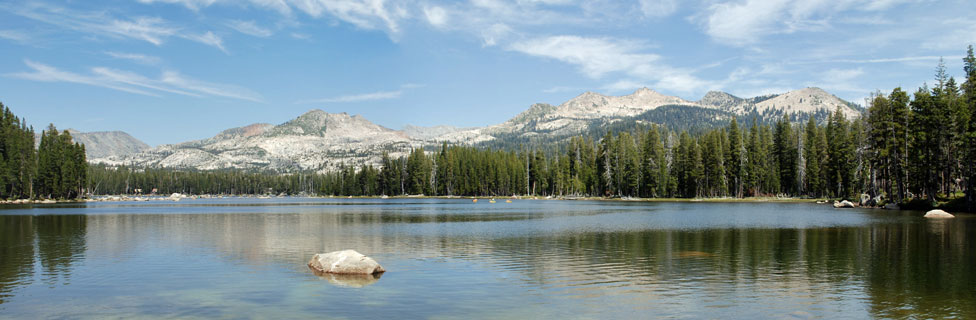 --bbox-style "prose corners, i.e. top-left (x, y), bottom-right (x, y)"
top-left (833, 200), bottom-right (855, 208)
top-left (308, 250), bottom-right (385, 275)
top-left (883, 203), bottom-right (900, 210)
top-left (923, 209), bottom-right (955, 219)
